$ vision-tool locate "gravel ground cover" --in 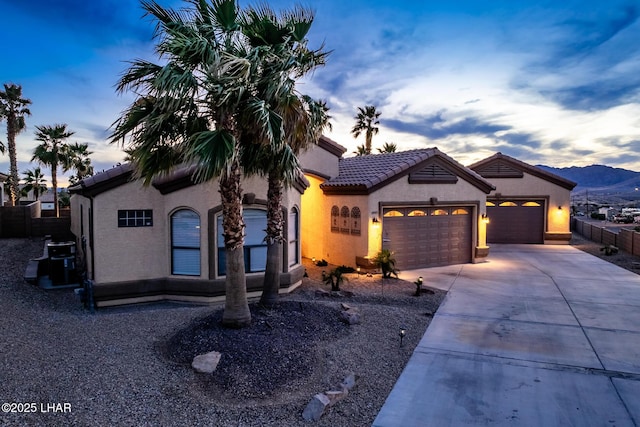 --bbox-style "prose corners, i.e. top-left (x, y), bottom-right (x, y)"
top-left (0, 238), bottom-right (444, 427)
